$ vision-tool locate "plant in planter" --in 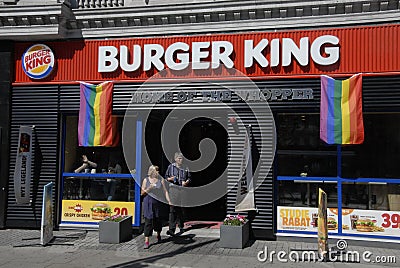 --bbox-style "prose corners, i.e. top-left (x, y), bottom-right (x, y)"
top-left (104, 215), bottom-right (128, 222)
top-left (219, 214), bottom-right (249, 249)
top-left (99, 215), bottom-right (132, 244)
